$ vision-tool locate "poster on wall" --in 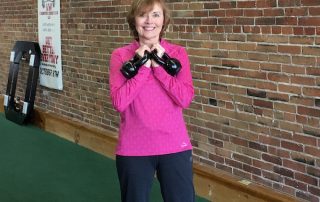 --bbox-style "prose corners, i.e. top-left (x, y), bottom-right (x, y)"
top-left (38, 0), bottom-right (63, 90)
